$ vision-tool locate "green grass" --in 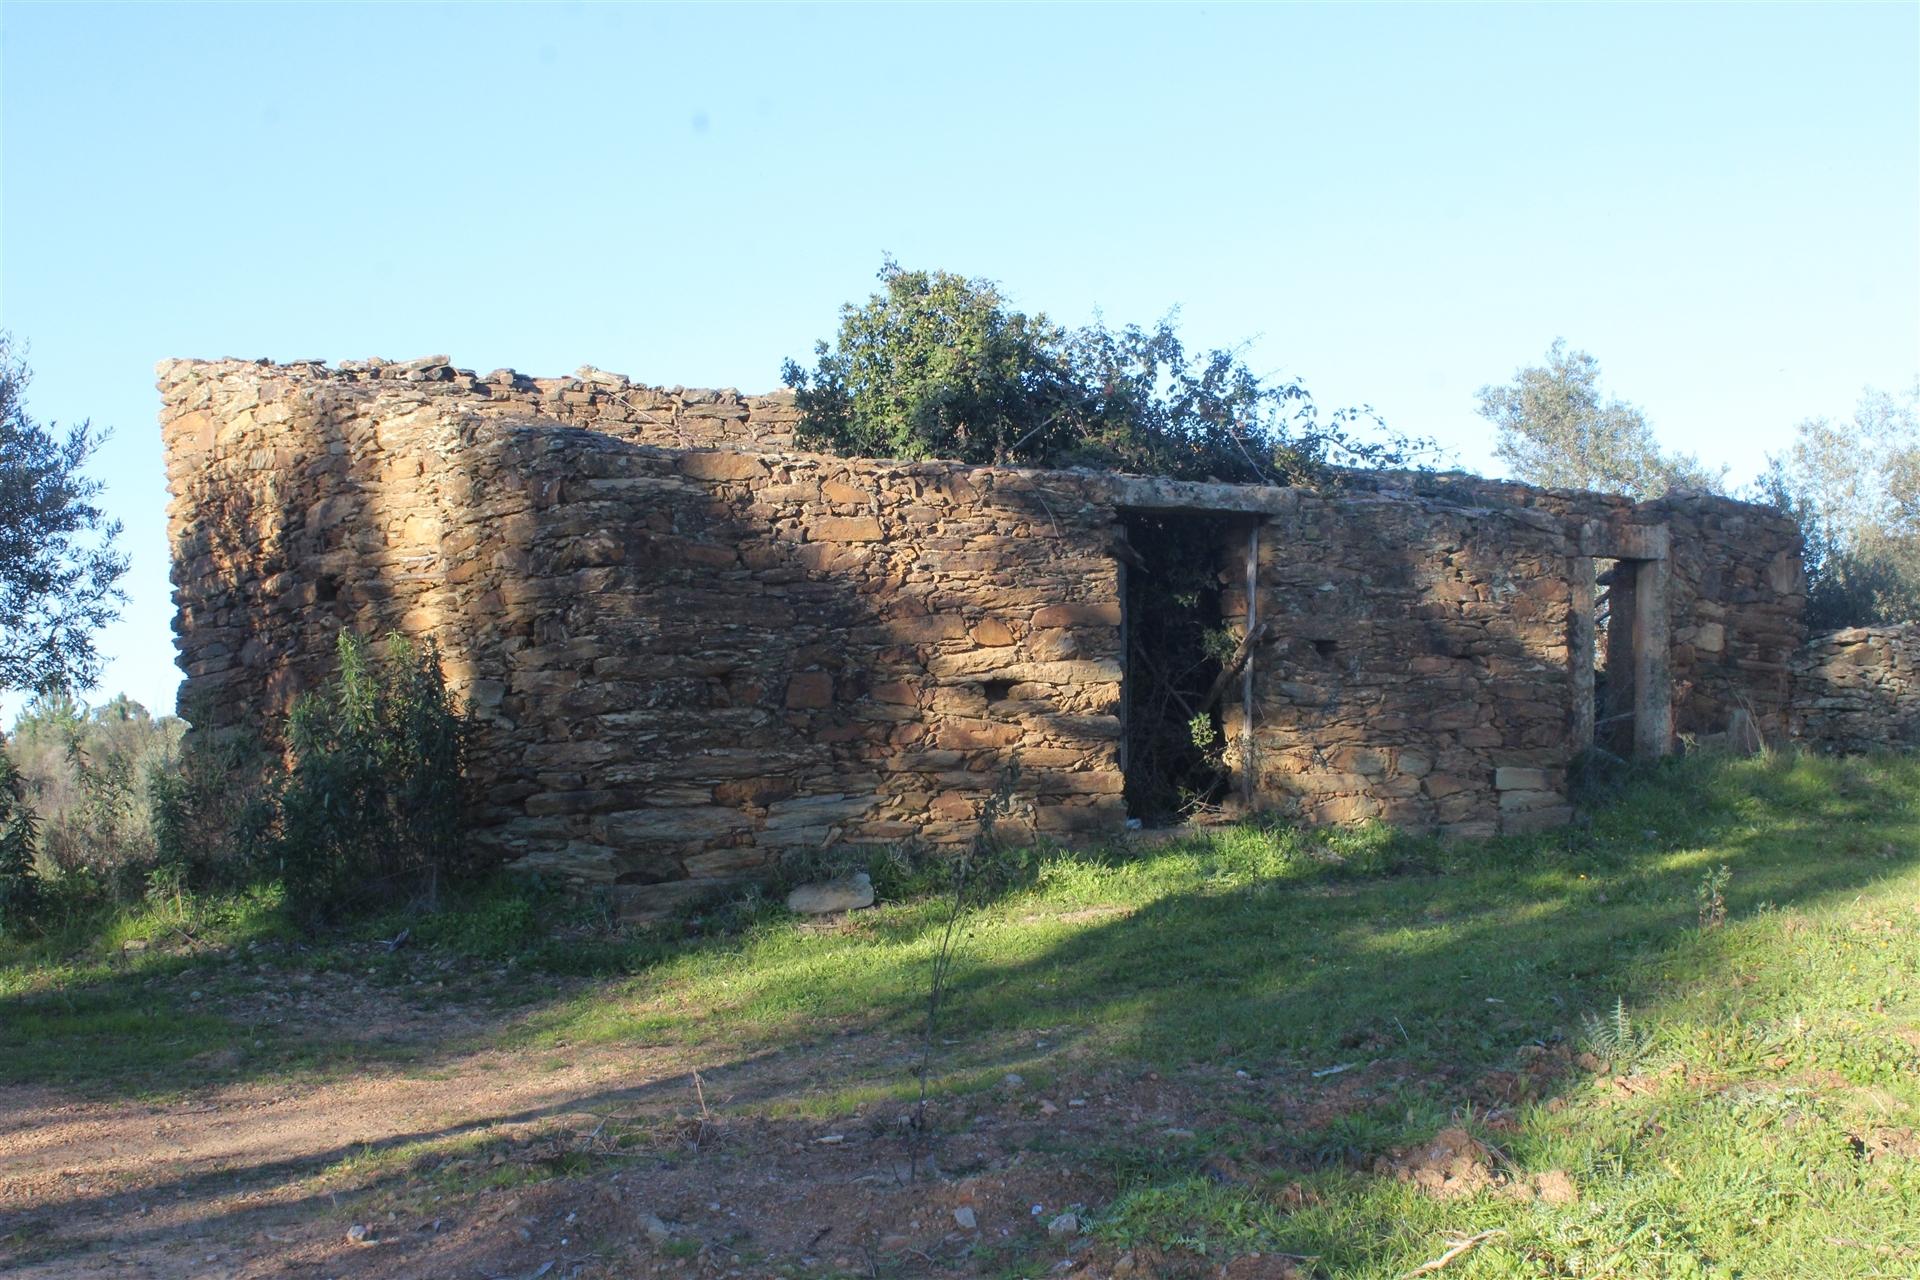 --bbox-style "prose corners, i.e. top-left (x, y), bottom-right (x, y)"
top-left (505, 751), bottom-right (1920, 1276)
top-left (516, 753), bottom-right (1915, 1075)
top-left (4, 750), bottom-right (1918, 1275)
top-left (0, 874), bottom-right (585, 1089)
